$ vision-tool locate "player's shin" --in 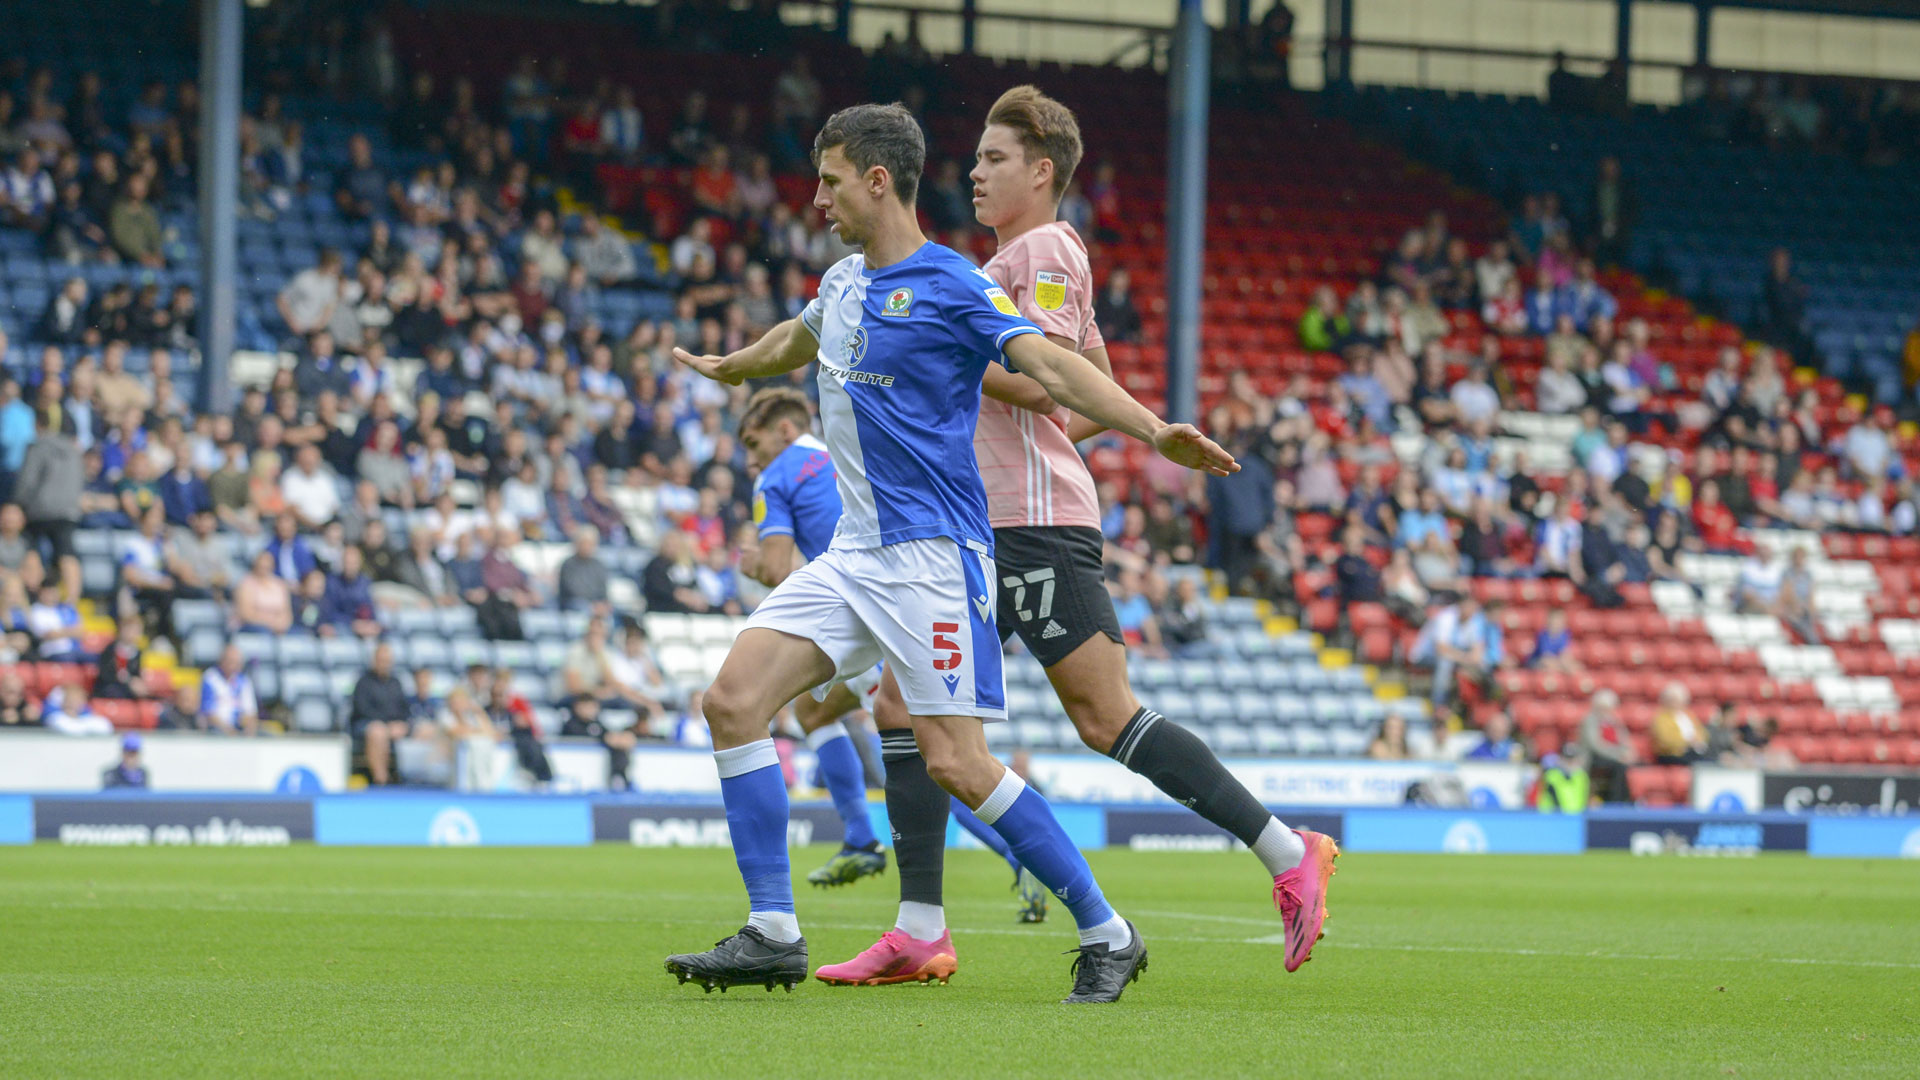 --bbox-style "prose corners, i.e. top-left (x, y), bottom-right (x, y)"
top-left (970, 767), bottom-right (1130, 950)
top-left (880, 728), bottom-right (949, 941)
top-left (807, 721), bottom-right (878, 850)
top-left (714, 739), bottom-right (800, 943)
top-left (1105, 706), bottom-right (1305, 873)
